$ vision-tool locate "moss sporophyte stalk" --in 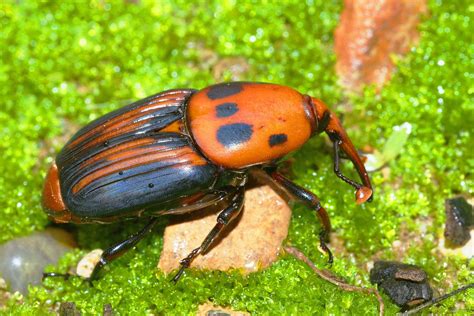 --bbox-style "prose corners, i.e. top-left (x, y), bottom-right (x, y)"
top-left (1, 0), bottom-right (472, 314)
